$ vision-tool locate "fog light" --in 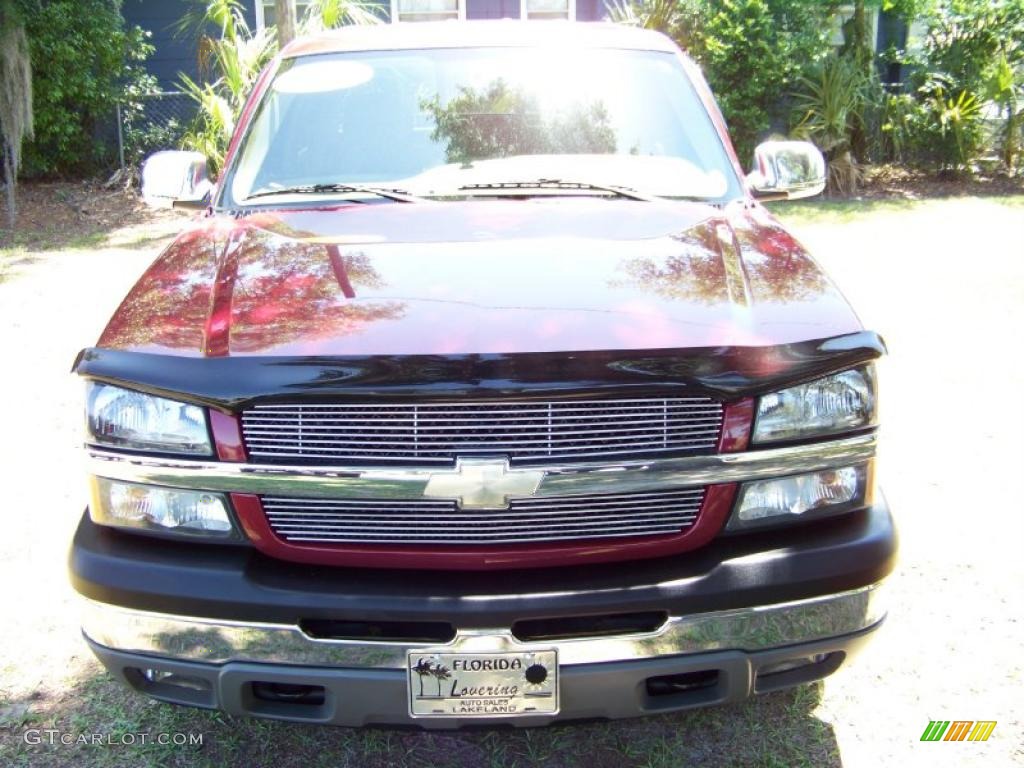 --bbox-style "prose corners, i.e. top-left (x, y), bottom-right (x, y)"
top-left (90, 477), bottom-right (237, 539)
top-left (728, 464), bottom-right (870, 530)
